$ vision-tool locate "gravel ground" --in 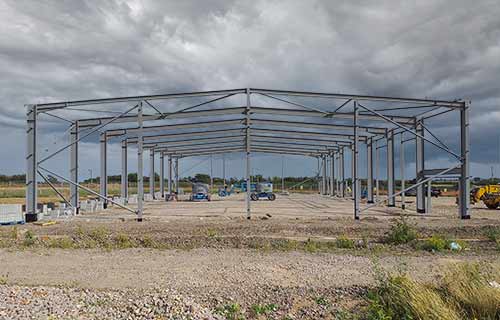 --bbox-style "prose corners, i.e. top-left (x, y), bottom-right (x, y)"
top-left (0, 285), bottom-right (219, 320)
